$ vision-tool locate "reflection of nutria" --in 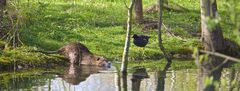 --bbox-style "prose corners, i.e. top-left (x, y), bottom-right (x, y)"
top-left (39, 42), bottom-right (107, 66)
top-left (60, 64), bottom-right (102, 85)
